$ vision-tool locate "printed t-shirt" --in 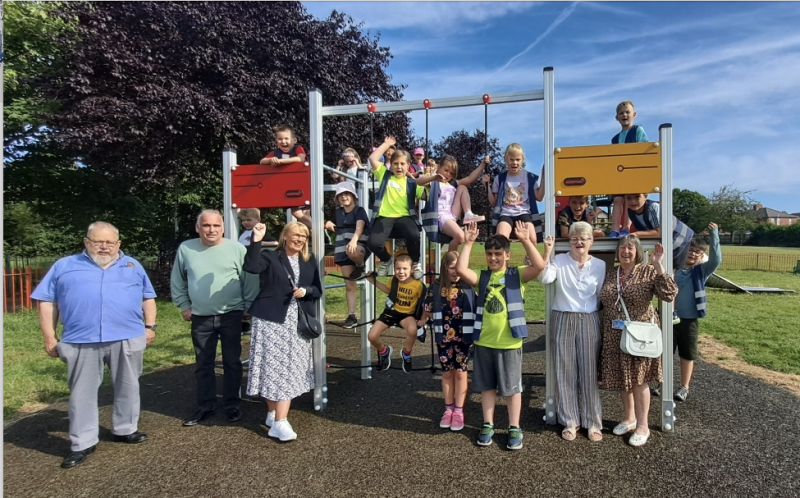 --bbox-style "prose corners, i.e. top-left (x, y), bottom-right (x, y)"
top-left (491, 171), bottom-right (540, 217)
top-left (474, 265), bottom-right (525, 350)
top-left (373, 166), bottom-right (425, 218)
top-left (390, 277), bottom-right (425, 315)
